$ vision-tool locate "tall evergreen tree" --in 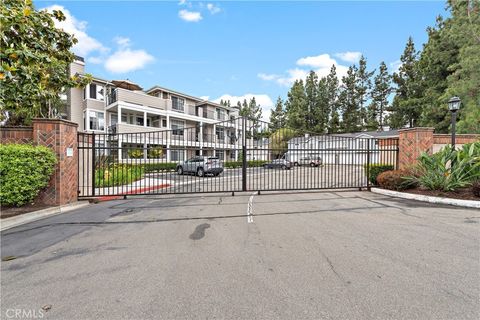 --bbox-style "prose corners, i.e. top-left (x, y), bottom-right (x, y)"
top-left (339, 65), bottom-right (361, 132)
top-left (356, 56), bottom-right (374, 129)
top-left (326, 65), bottom-right (341, 133)
top-left (269, 97), bottom-right (286, 131)
top-left (389, 37), bottom-right (423, 128)
top-left (285, 80), bottom-right (308, 132)
top-left (314, 77), bottom-right (330, 133)
top-left (367, 61), bottom-right (392, 130)
top-left (304, 70), bottom-right (319, 131)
